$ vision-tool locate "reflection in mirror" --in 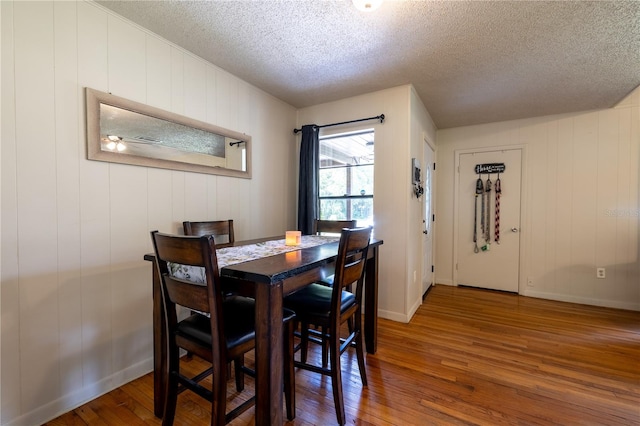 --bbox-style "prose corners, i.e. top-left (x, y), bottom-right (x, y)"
top-left (86, 88), bottom-right (251, 178)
